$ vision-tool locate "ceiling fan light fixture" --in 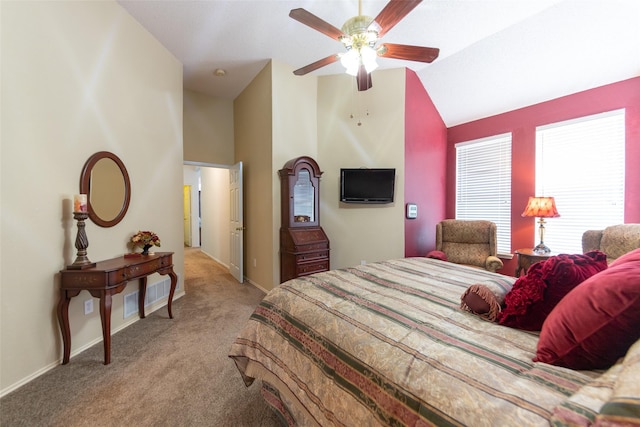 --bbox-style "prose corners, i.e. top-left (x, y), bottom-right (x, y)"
top-left (289, 0), bottom-right (438, 91)
top-left (360, 45), bottom-right (378, 73)
top-left (341, 15), bottom-right (375, 37)
top-left (340, 49), bottom-right (360, 76)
